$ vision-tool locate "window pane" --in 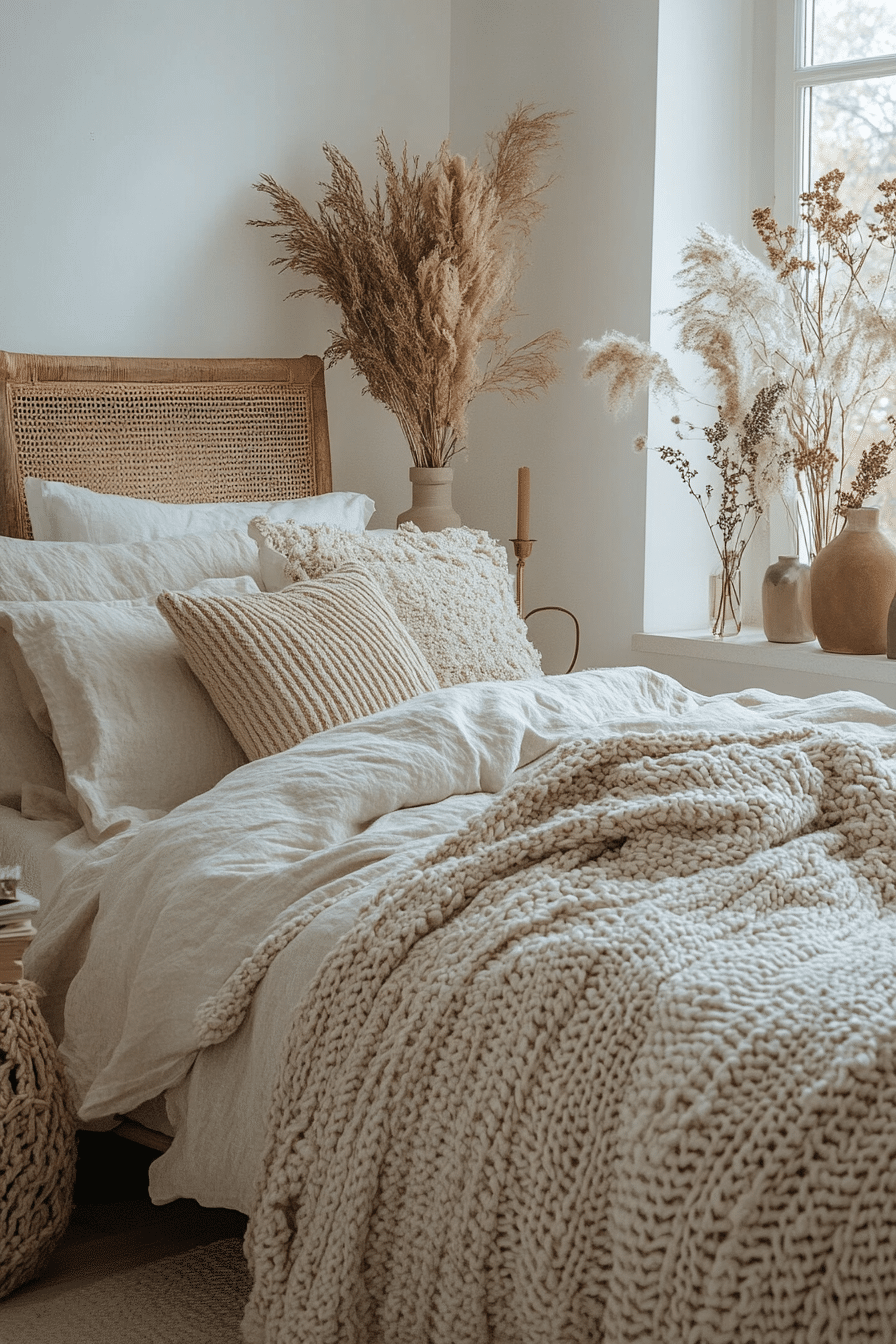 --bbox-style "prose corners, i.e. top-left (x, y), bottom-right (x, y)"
top-left (803, 73), bottom-right (896, 532)
top-left (807, 0), bottom-right (896, 66)
top-left (806, 75), bottom-right (896, 220)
